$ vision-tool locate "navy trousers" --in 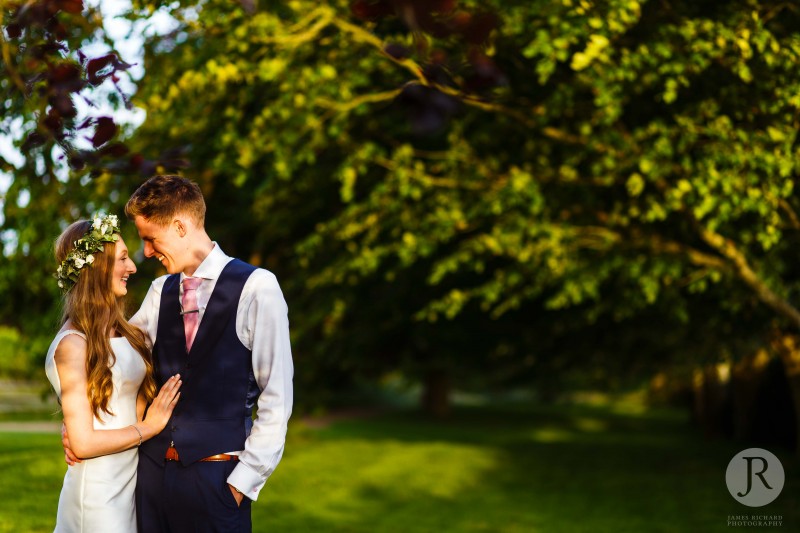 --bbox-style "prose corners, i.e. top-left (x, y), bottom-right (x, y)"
top-left (136, 454), bottom-right (252, 533)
